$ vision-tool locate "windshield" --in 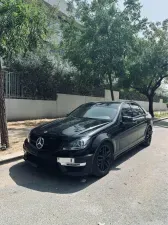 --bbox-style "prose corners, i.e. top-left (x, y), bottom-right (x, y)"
top-left (69, 103), bottom-right (121, 121)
